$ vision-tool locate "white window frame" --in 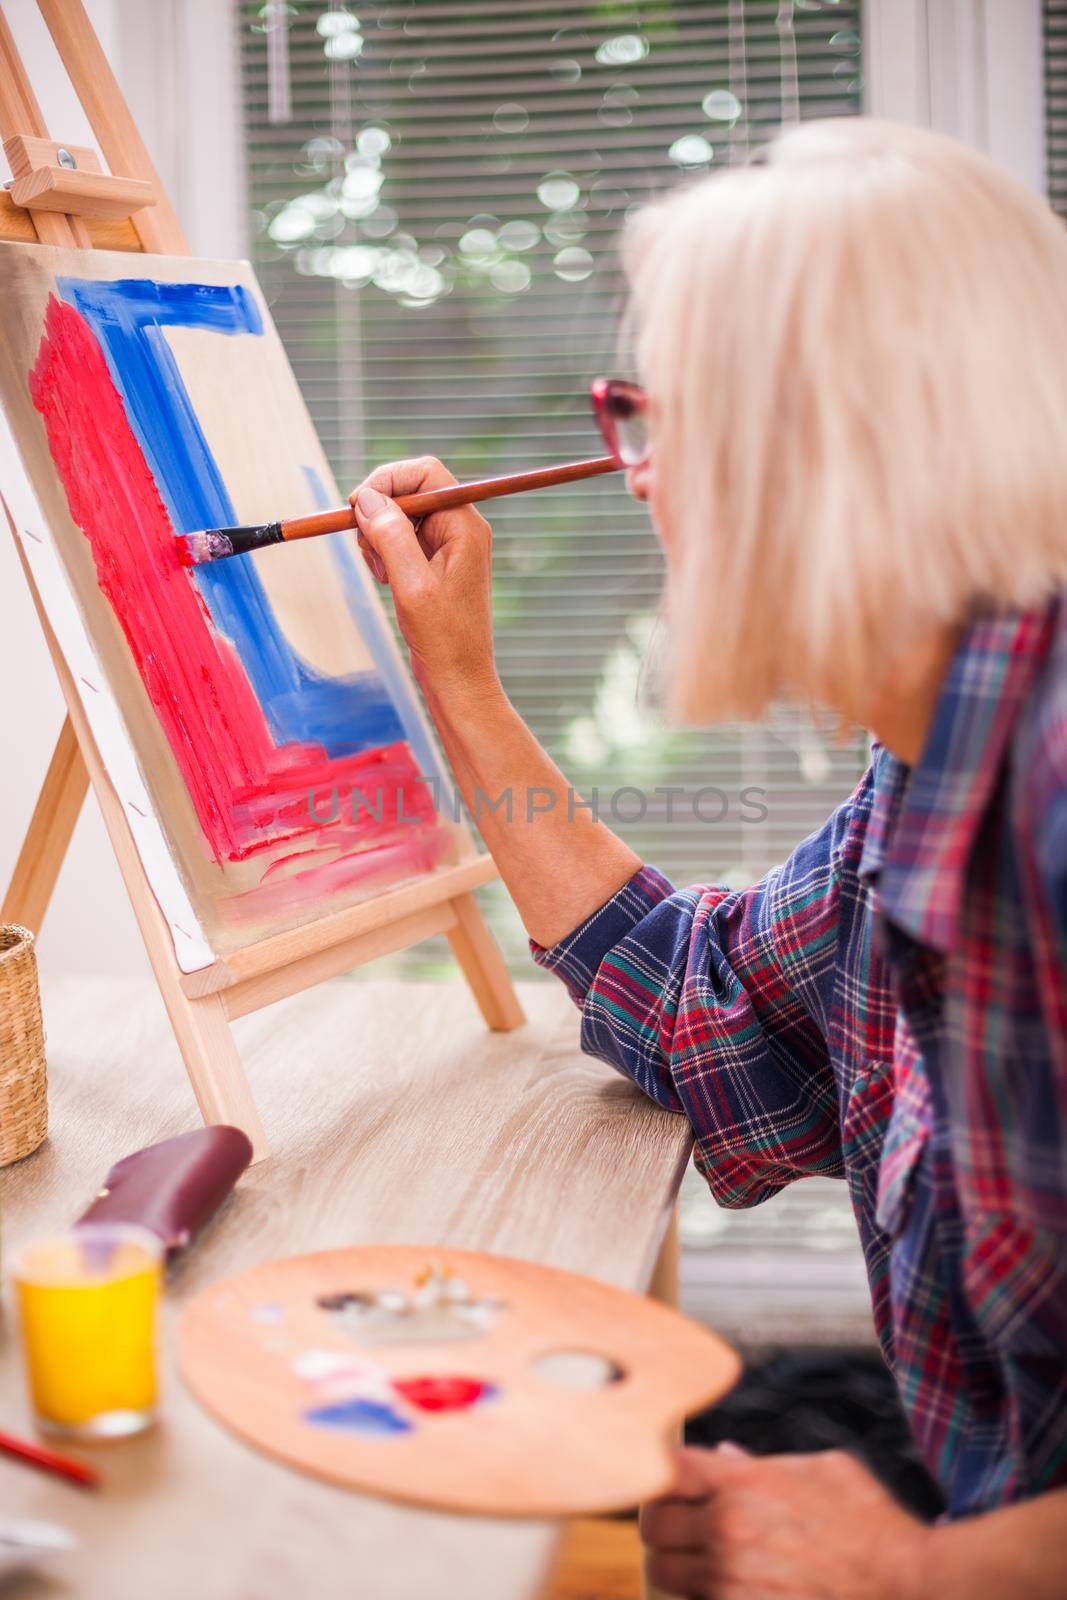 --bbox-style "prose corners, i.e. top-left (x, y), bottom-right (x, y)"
top-left (111, 0), bottom-right (249, 260)
top-left (864, 0), bottom-right (1045, 191)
